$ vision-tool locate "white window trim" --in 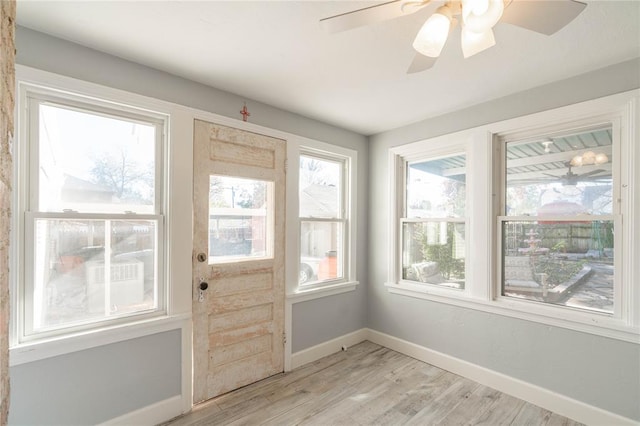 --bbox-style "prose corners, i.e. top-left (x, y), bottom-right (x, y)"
top-left (386, 90), bottom-right (640, 343)
top-left (286, 138), bottom-right (358, 301)
top-left (399, 147), bottom-right (470, 296)
top-left (10, 65), bottom-right (193, 365)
